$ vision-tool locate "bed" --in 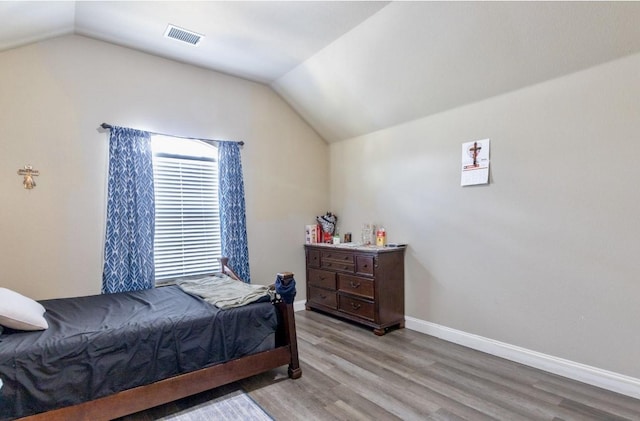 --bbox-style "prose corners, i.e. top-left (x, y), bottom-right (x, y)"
top-left (0, 262), bottom-right (300, 420)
